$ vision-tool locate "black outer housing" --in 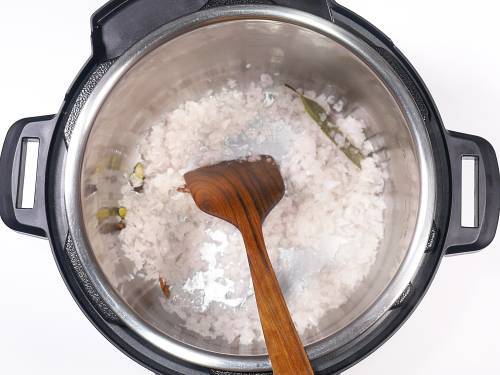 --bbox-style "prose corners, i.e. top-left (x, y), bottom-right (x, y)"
top-left (0, 0), bottom-right (498, 374)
